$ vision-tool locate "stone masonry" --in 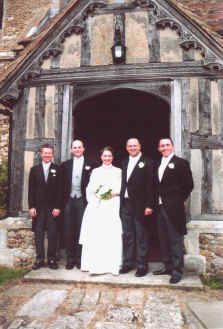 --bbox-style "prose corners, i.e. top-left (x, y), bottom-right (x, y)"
top-left (0, 217), bottom-right (35, 269)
